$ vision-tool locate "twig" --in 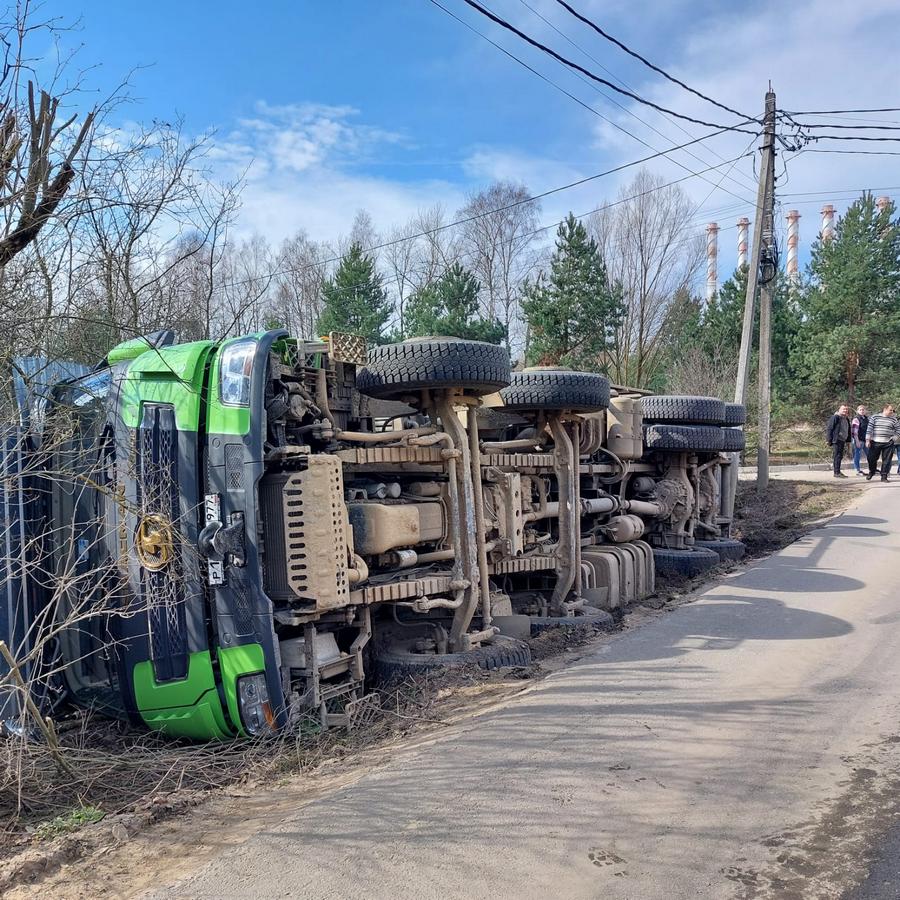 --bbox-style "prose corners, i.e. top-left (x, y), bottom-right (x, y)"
top-left (0, 640), bottom-right (74, 777)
